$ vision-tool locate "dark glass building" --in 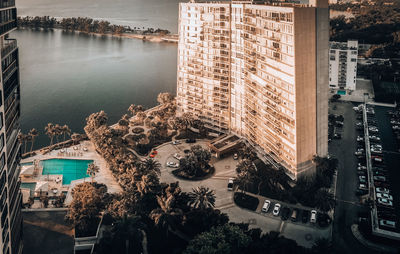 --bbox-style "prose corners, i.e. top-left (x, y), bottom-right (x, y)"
top-left (0, 0), bottom-right (22, 253)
